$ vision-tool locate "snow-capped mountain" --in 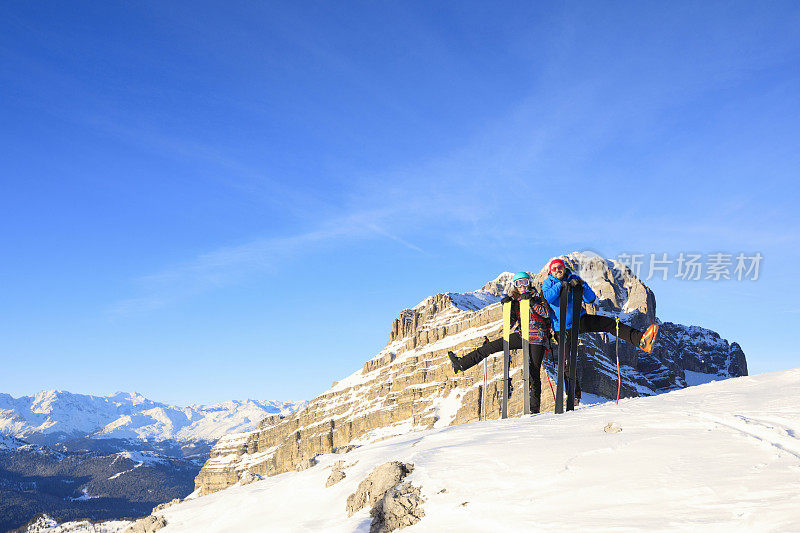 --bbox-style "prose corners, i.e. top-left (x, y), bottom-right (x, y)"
top-left (0, 390), bottom-right (305, 445)
top-left (0, 392), bottom-right (306, 531)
